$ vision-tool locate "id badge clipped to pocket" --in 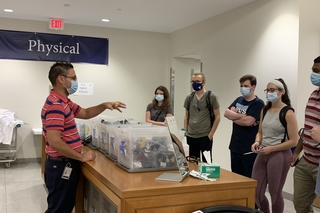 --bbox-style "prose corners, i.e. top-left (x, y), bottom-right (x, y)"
top-left (62, 162), bottom-right (73, 180)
